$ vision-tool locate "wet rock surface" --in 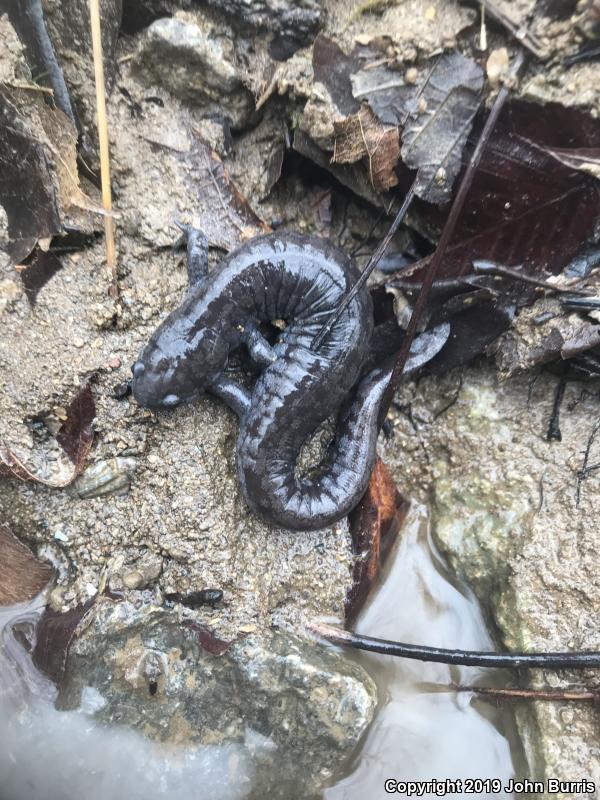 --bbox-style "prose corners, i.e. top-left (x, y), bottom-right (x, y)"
top-left (383, 365), bottom-right (600, 790)
top-left (56, 599), bottom-right (377, 798)
top-left (134, 14), bottom-right (255, 128)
